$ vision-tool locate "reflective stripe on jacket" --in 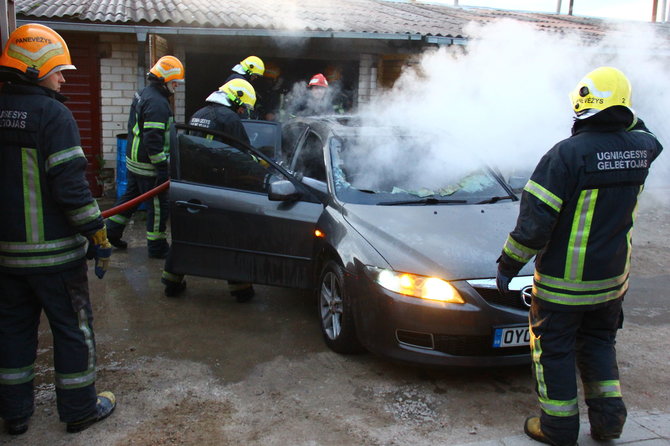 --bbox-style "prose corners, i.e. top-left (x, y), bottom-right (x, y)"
top-left (126, 82), bottom-right (174, 177)
top-left (502, 112), bottom-right (663, 308)
top-left (0, 83), bottom-right (103, 273)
